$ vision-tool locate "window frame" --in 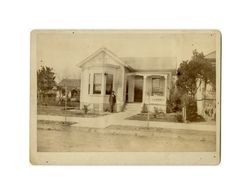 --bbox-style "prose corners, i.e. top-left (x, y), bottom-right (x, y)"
top-left (151, 77), bottom-right (164, 96)
top-left (93, 73), bottom-right (102, 94)
top-left (105, 73), bottom-right (113, 95)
